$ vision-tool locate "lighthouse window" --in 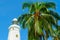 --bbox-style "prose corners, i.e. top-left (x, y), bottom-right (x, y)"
top-left (16, 34), bottom-right (18, 38)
